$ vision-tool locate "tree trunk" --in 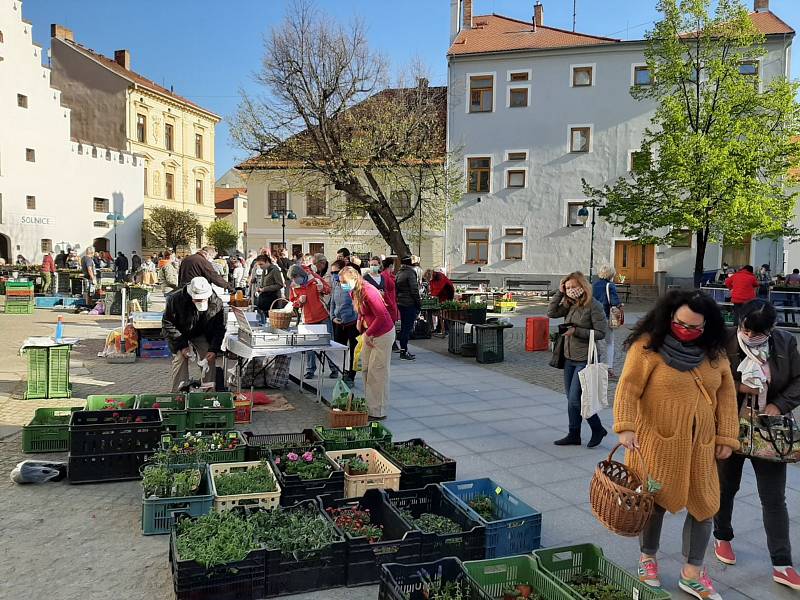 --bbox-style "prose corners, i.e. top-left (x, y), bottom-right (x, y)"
top-left (693, 227), bottom-right (708, 289)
